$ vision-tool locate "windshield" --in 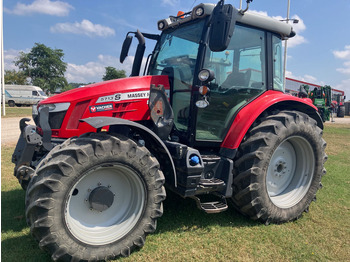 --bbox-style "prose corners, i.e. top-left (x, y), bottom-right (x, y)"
top-left (149, 20), bottom-right (205, 132)
top-left (39, 91), bottom-right (46, 96)
top-left (148, 20), bottom-right (204, 78)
